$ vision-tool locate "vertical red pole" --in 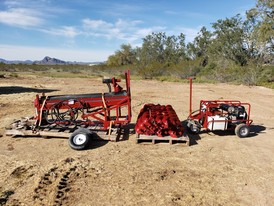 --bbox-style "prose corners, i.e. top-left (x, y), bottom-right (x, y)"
top-left (125, 70), bottom-right (132, 122)
top-left (189, 78), bottom-right (192, 117)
